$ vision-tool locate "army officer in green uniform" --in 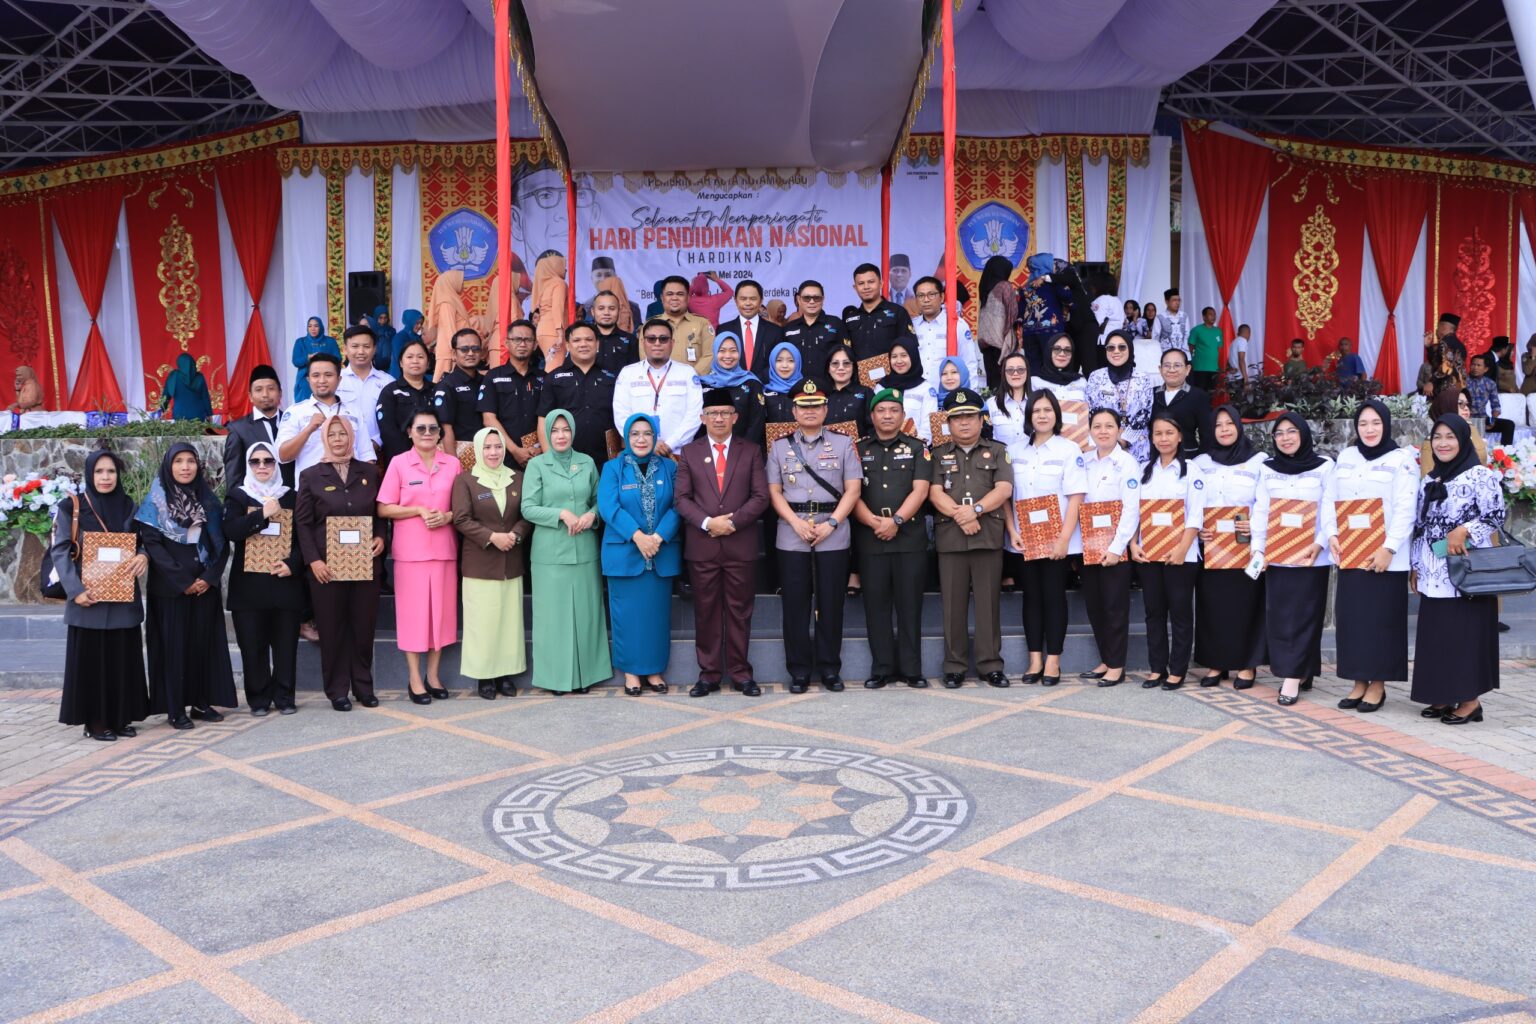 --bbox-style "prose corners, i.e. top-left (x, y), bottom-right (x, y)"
top-left (929, 388), bottom-right (1014, 689)
top-left (767, 378), bottom-right (863, 693)
top-left (854, 388), bottom-right (932, 689)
